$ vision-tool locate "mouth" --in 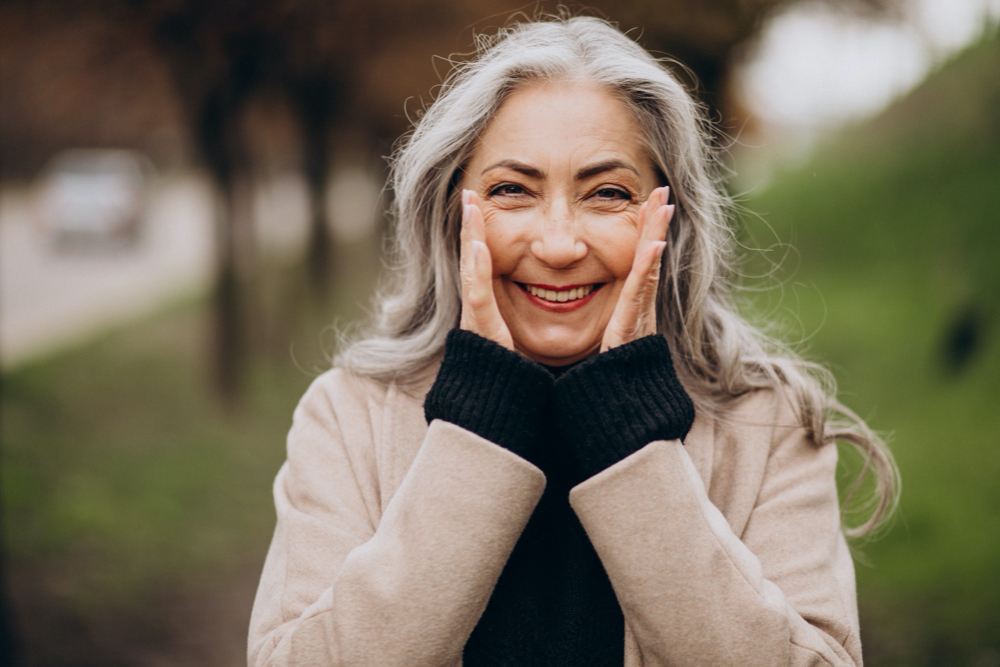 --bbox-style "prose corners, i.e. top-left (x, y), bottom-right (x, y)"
top-left (516, 282), bottom-right (605, 311)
